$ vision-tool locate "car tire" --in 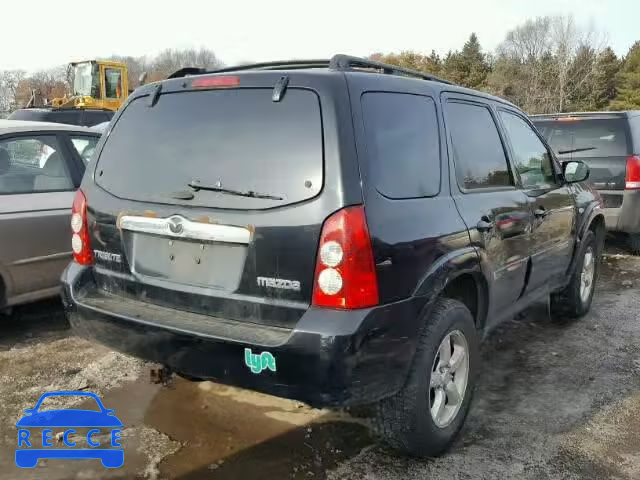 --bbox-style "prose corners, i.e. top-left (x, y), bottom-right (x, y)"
top-left (550, 230), bottom-right (599, 319)
top-left (627, 233), bottom-right (640, 256)
top-left (373, 298), bottom-right (479, 458)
